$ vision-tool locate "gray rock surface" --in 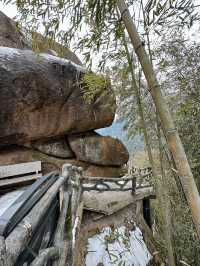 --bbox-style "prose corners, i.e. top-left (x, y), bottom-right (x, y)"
top-left (84, 164), bottom-right (125, 177)
top-left (68, 132), bottom-right (129, 166)
top-left (0, 48), bottom-right (116, 145)
top-left (0, 11), bottom-right (28, 49)
top-left (0, 11), bottom-right (82, 65)
top-left (29, 137), bottom-right (74, 158)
